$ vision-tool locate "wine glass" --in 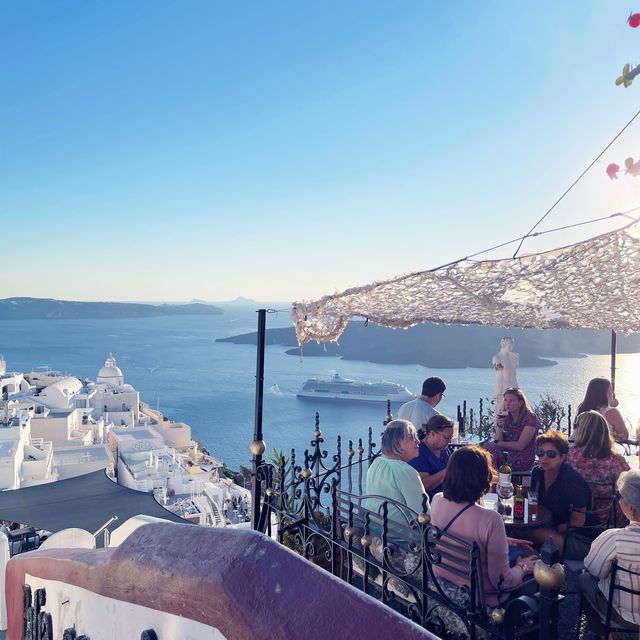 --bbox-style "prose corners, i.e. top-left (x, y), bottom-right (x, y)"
top-left (497, 481), bottom-right (514, 519)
